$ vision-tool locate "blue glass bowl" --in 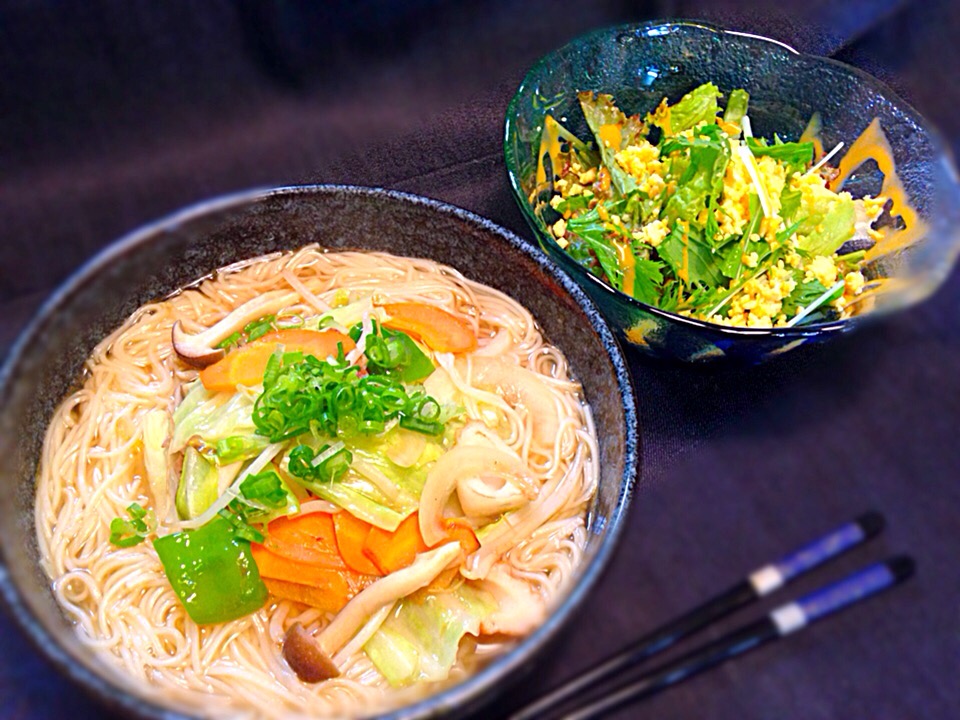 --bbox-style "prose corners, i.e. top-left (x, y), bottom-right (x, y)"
top-left (505, 21), bottom-right (960, 363)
